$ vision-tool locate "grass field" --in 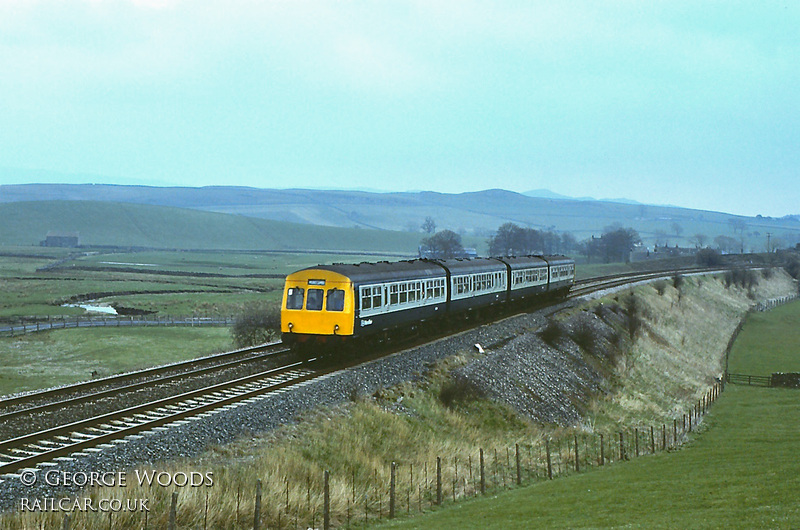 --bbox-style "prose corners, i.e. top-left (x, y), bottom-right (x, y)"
top-left (383, 300), bottom-right (800, 529)
top-left (0, 249), bottom-right (405, 319)
top-left (0, 200), bottom-right (425, 252)
top-left (0, 327), bottom-right (232, 397)
top-left (727, 301), bottom-right (800, 375)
